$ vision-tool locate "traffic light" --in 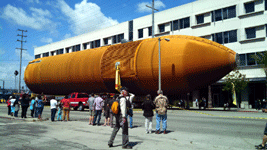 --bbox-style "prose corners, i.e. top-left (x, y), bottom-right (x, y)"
top-left (14, 70), bottom-right (18, 76)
